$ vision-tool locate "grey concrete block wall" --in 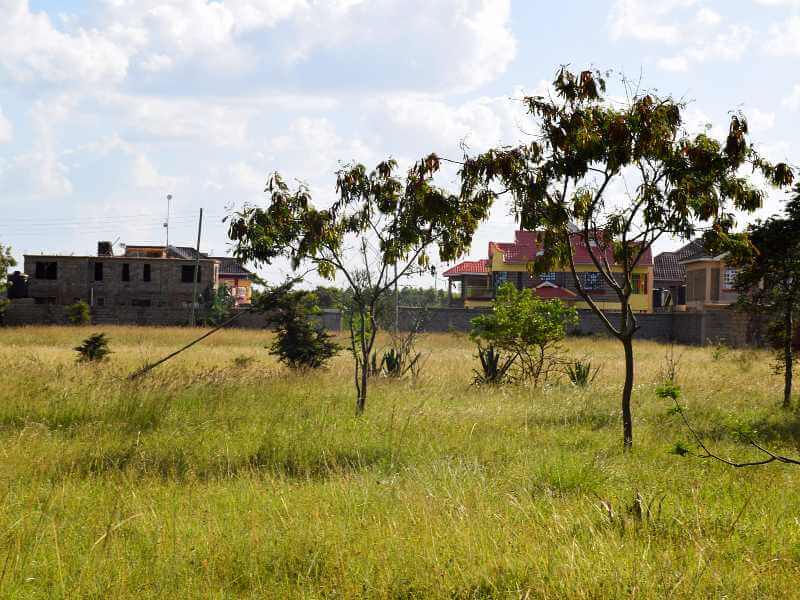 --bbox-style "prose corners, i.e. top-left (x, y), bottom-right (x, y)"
top-left (3, 300), bottom-right (754, 348)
